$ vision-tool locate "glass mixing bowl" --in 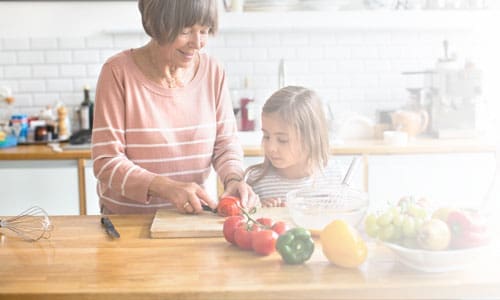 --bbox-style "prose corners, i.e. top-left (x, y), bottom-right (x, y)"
top-left (286, 187), bottom-right (368, 232)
